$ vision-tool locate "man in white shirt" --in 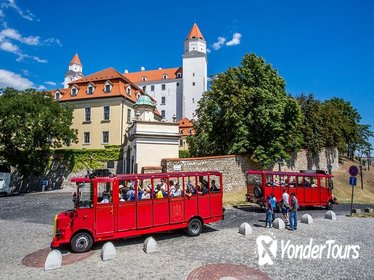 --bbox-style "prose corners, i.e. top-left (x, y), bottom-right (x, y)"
top-left (282, 189), bottom-right (290, 224)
